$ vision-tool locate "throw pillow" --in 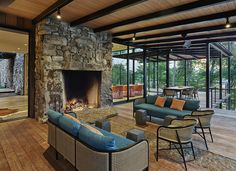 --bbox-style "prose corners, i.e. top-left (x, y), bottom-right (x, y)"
top-left (170, 99), bottom-right (186, 111)
top-left (82, 123), bottom-right (104, 136)
top-left (64, 114), bottom-right (82, 125)
top-left (155, 96), bottom-right (166, 108)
